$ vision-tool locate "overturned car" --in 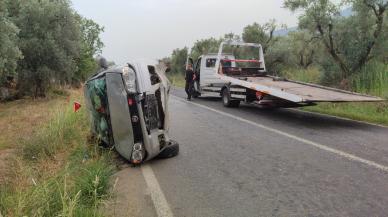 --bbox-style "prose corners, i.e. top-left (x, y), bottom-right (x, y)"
top-left (84, 60), bottom-right (179, 164)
